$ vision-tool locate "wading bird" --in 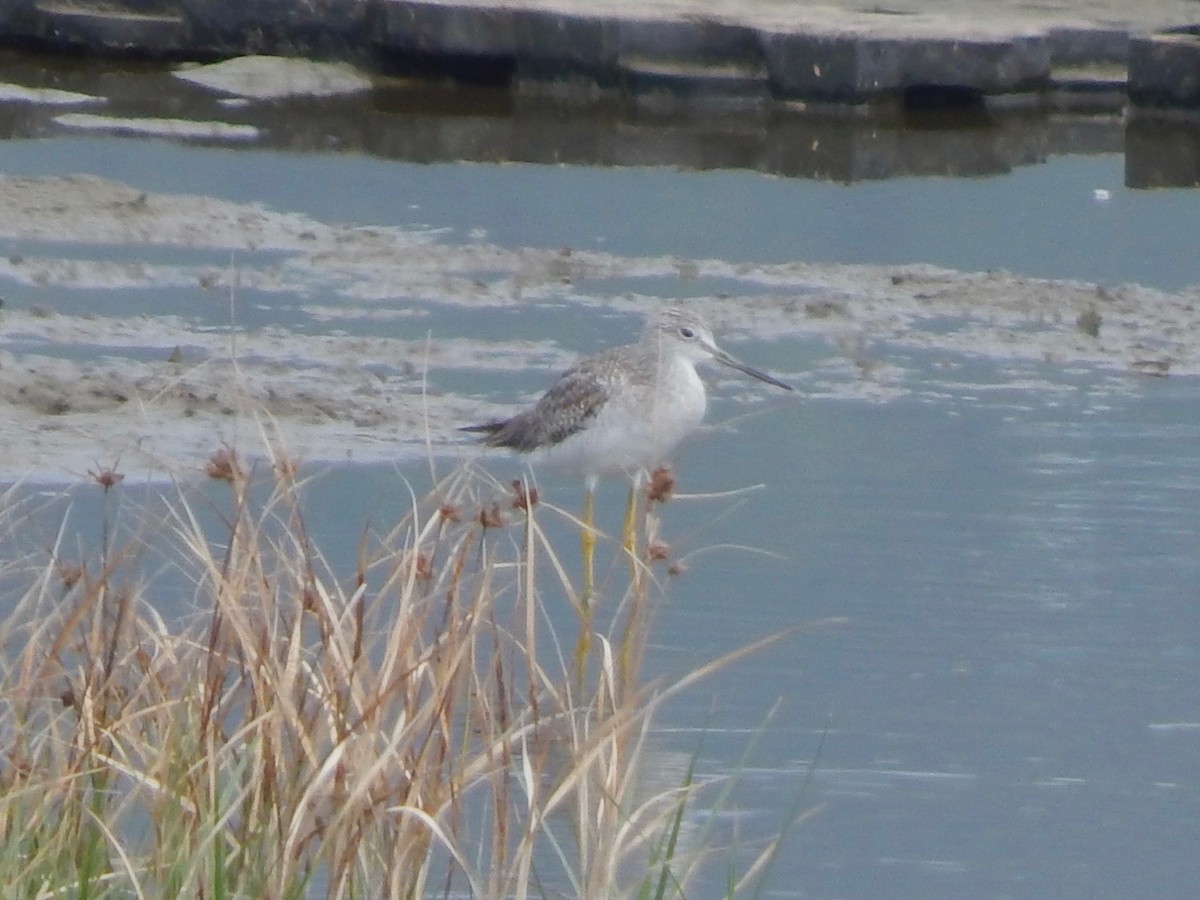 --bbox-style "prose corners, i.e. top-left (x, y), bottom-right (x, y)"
top-left (463, 307), bottom-right (795, 595)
